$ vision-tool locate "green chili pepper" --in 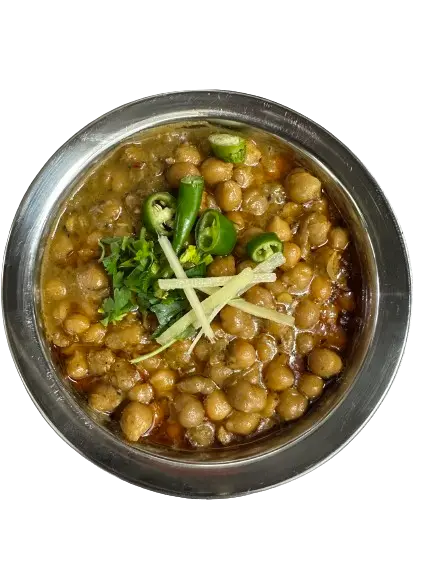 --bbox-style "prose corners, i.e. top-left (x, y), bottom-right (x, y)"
top-left (142, 192), bottom-right (177, 236)
top-left (208, 133), bottom-right (246, 163)
top-left (196, 209), bottom-right (237, 256)
top-left (246, 232), bottom-right (283, 263)
top-left (172, 176), bottom-right (204, 254)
